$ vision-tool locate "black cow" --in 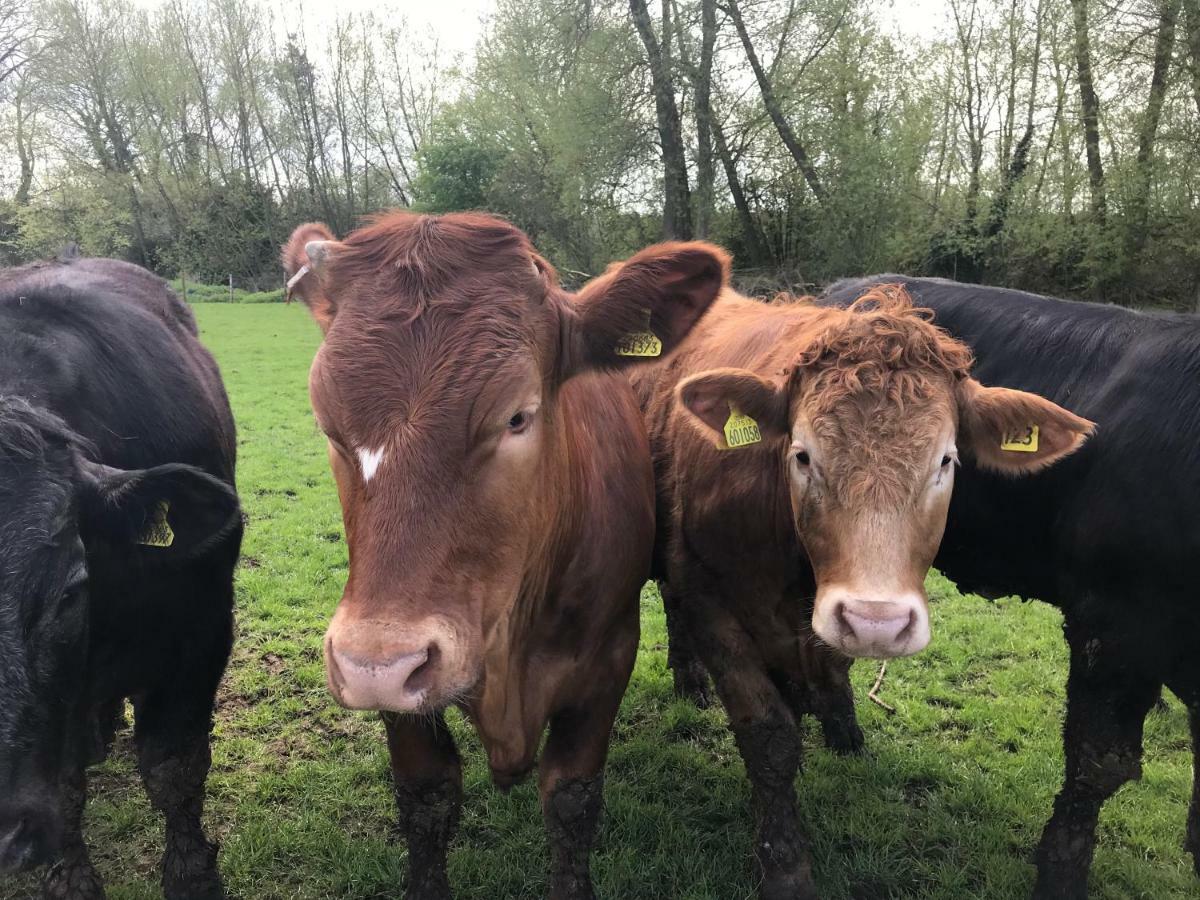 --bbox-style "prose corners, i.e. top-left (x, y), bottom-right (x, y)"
top-left (0, 255), bottom-right (242, 900)
top-left (820, 275), bottom-right (1200, 899)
